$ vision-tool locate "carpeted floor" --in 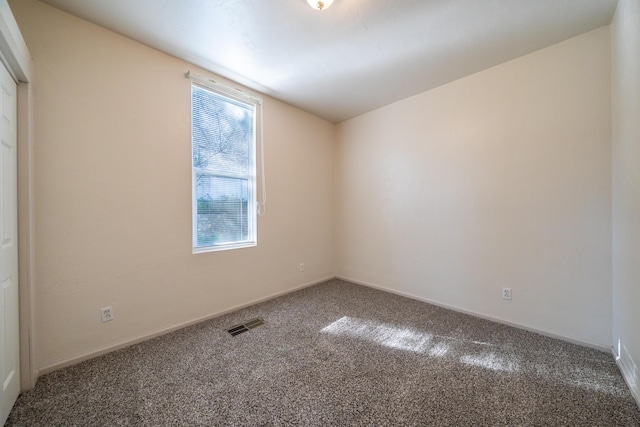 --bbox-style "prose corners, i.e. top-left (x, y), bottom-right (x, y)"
top-left (6, 279), bottom-right (640, 426)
